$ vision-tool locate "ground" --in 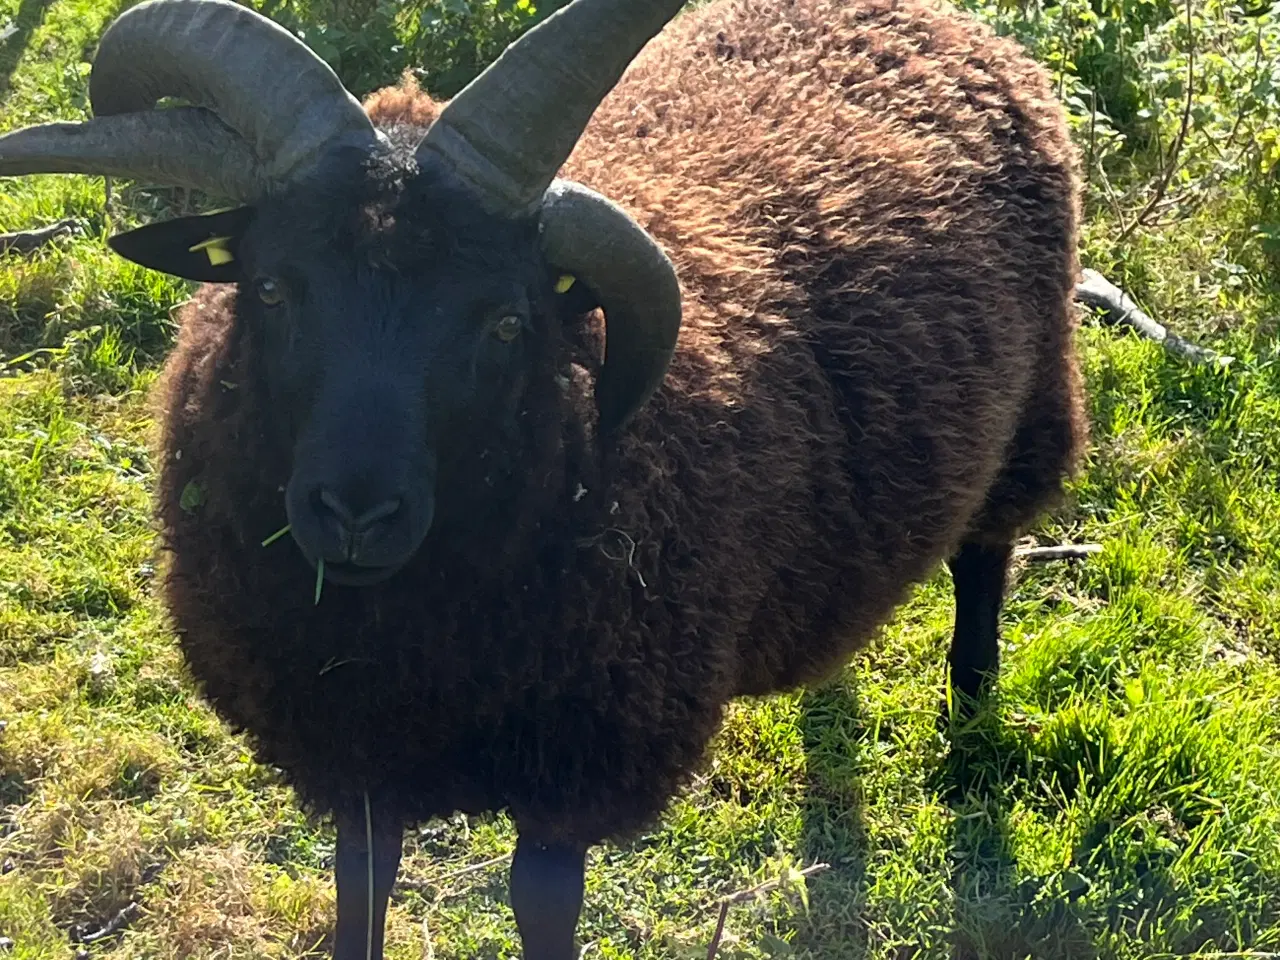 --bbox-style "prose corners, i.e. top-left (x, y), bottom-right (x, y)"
top-left (3, 0), bottom-right (1280, 957)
